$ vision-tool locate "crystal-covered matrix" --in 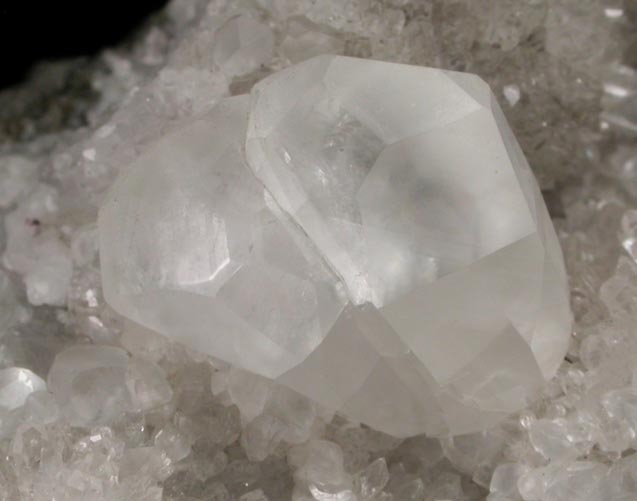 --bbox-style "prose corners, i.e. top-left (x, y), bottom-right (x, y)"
top-left (1, 0), bottom-right (636, 499)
